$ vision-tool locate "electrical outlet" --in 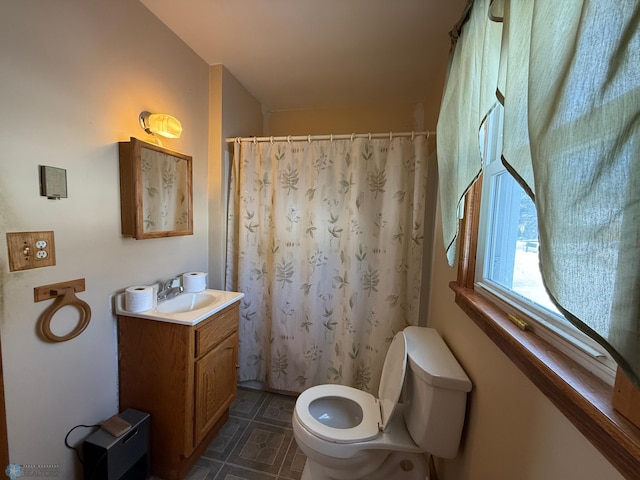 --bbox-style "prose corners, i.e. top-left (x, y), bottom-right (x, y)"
top-left (6, 231), bottom-right (56, 272)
